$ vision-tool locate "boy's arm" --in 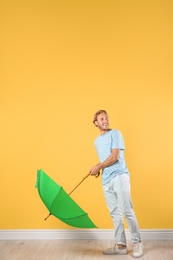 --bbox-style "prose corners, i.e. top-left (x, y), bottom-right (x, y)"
top-left (90, 148), bottom-right (120, 176)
